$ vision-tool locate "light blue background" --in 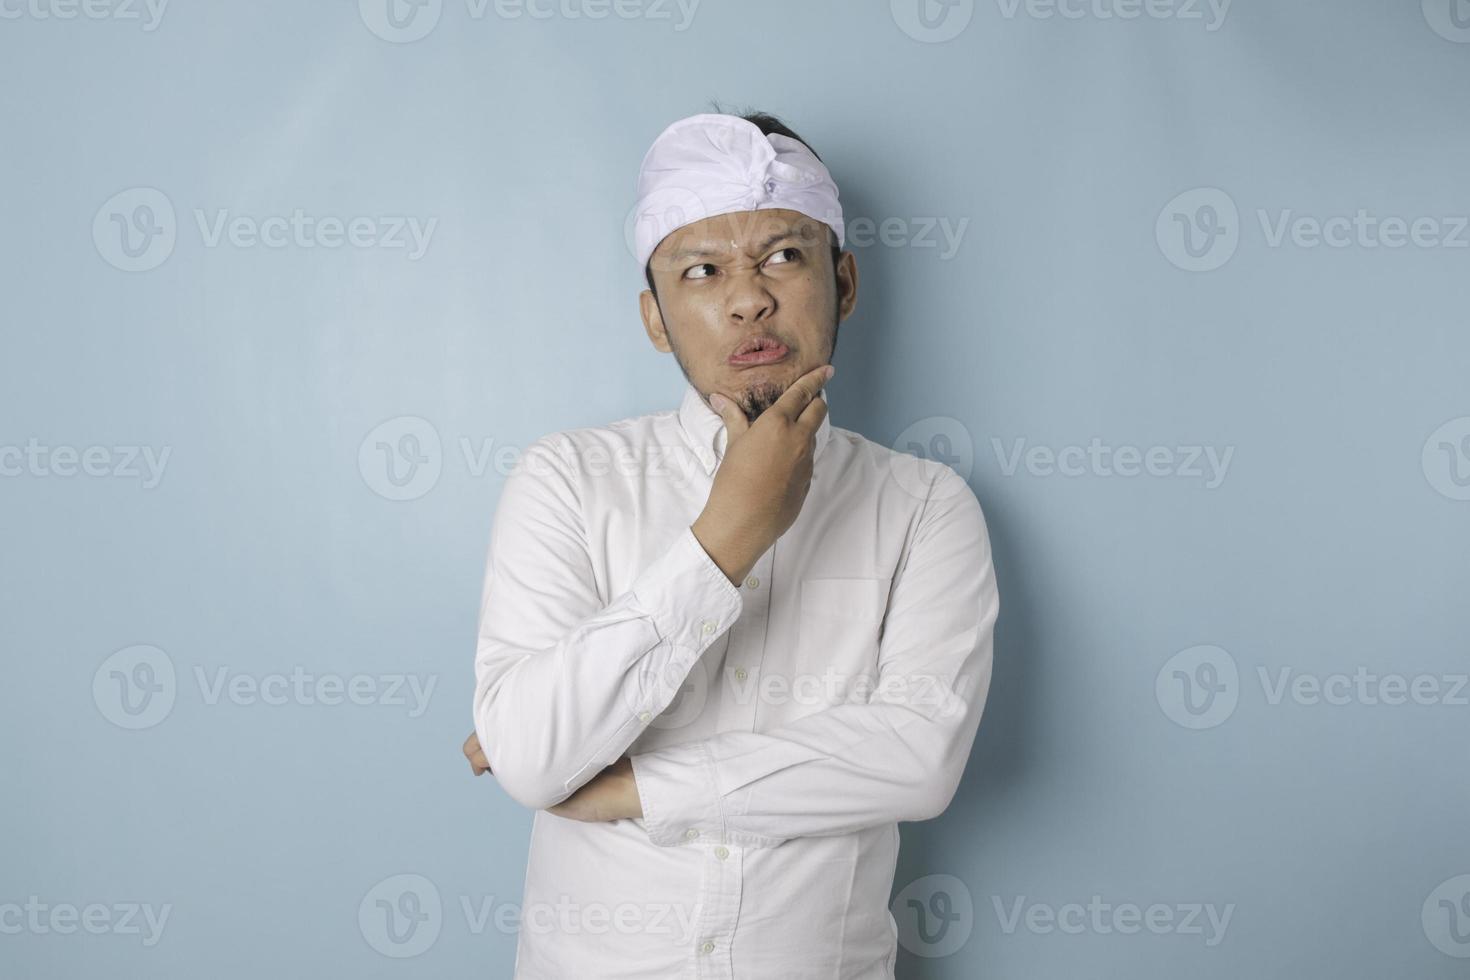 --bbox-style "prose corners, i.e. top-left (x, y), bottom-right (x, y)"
top-left (3, 0), bottom-right (1468, 976)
